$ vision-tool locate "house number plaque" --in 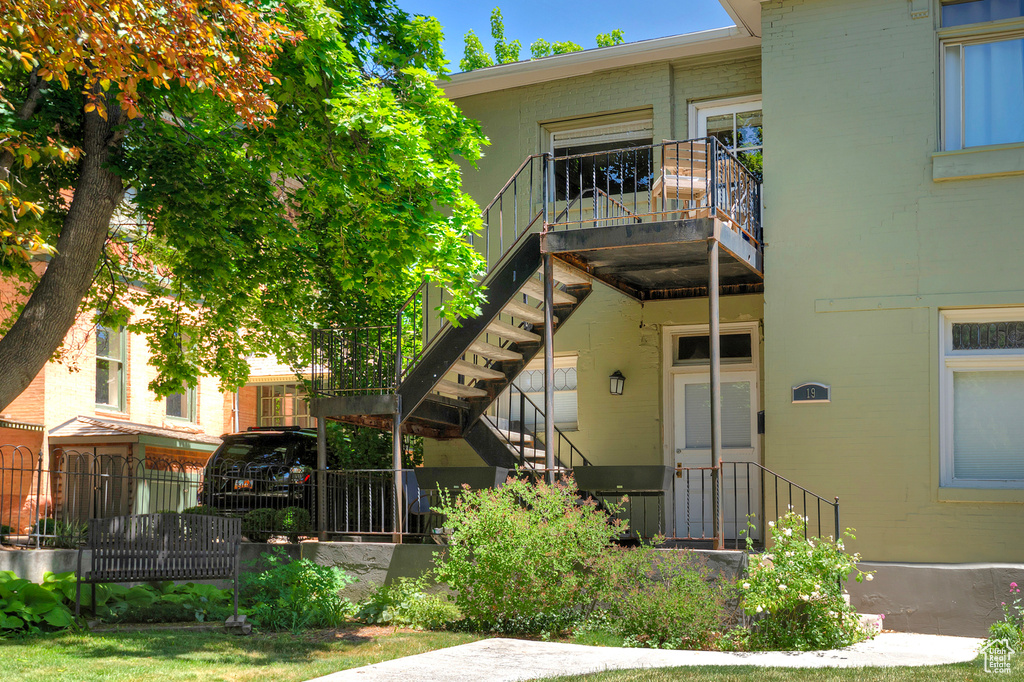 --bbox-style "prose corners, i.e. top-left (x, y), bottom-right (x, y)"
top-left (792, 382), bottom-right (830, 403)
